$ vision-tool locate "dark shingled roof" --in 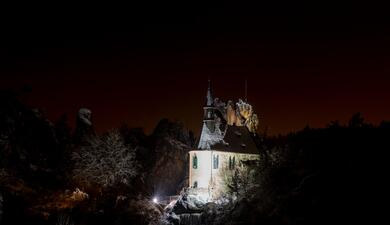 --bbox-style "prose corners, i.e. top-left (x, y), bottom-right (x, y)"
top-left (211, 125), bottom-right (259, 154)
